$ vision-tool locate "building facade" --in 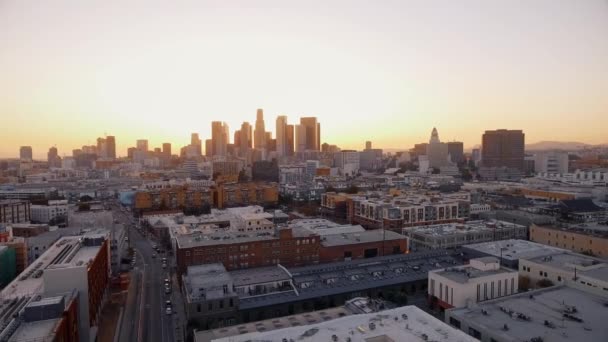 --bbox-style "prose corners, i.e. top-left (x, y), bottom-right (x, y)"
top-left (481, 129), bottom-right (525, 171)
top-left (0, 200), bottom-right (31, 224)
